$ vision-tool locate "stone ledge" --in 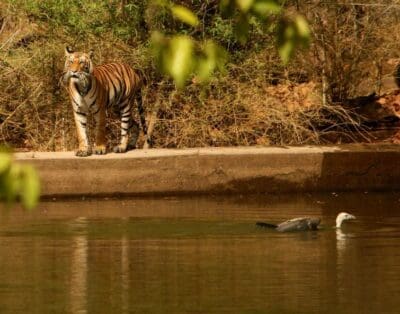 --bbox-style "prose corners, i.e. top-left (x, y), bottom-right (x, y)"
top-left (15, 144), bottom-right (400, 197)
